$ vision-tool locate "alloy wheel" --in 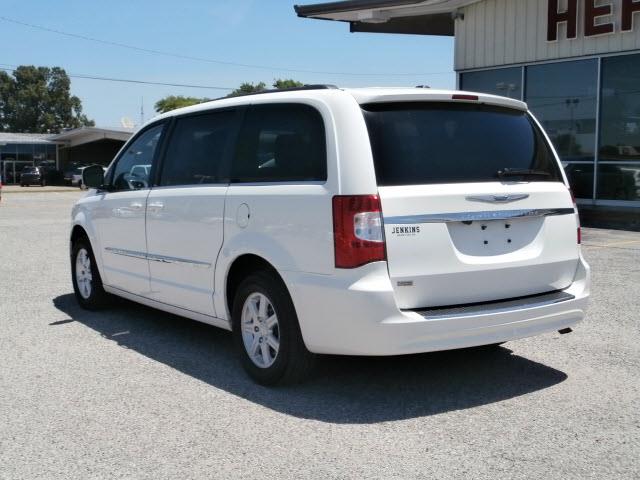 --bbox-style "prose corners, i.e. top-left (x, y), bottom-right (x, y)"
top-left (240, 292), bottom-right (280, 368)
